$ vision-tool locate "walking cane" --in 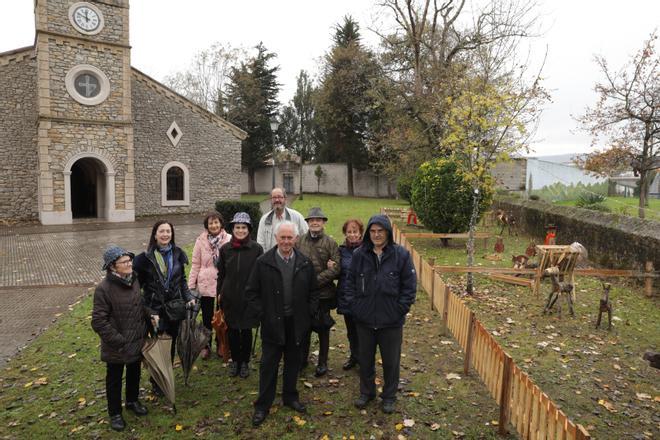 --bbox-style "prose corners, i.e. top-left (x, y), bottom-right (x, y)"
top-left (251, 325), bottom-right (260, 357)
